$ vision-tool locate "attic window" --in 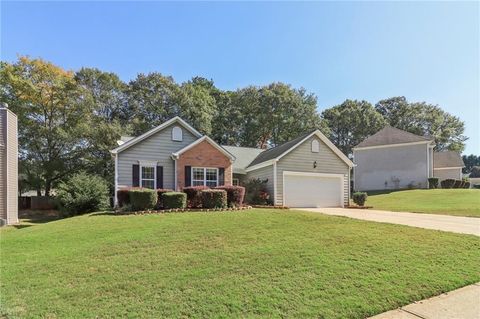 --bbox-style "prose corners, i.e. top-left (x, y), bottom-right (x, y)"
top-left (172, 126), bottom-right (183, 141)
top-left (311, 139), bottom-right (319, 153)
